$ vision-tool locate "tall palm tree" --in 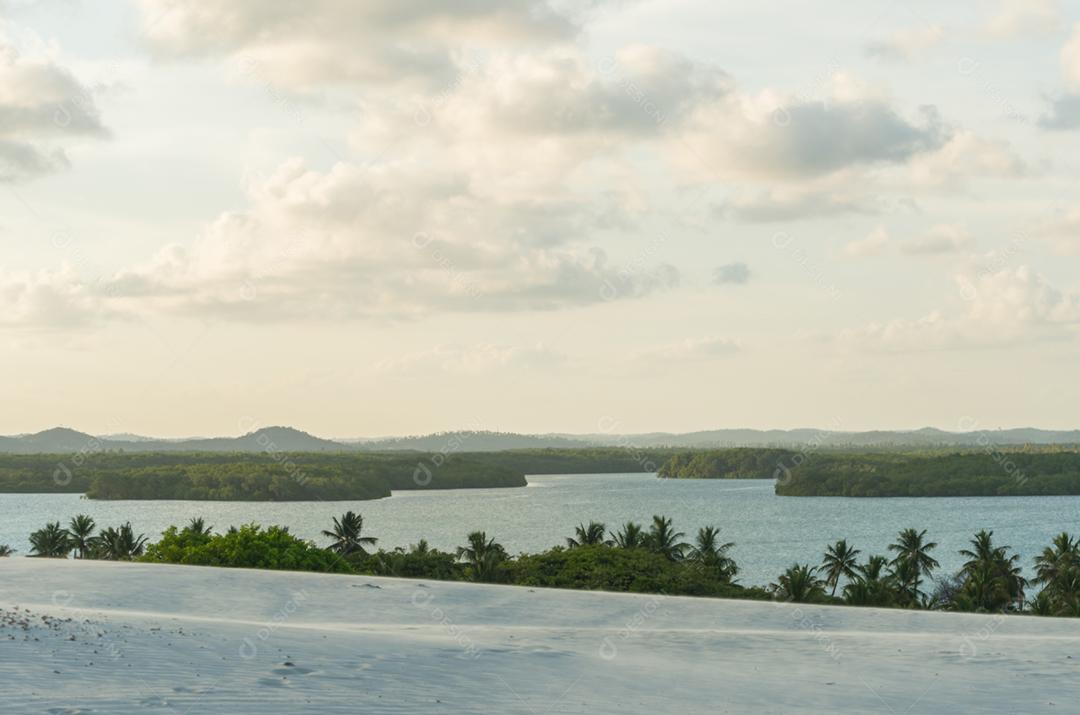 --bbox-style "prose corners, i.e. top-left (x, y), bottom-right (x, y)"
top-left (612, 522), bottom-right (645, 549)
top-left (566, 521), bottom-right (609, 548)
top-left (958, 530), bottom-right (1027, 611)
top-left (645, 515), bottom-right (689, 562)
top-left (96, 523), bottom-right (148, 560)
top-left (29, 522), bottom-right (72, 558)
top-left (322, 511), bottom-right (378, 557)
top-left (67, 514), bottom-right (97, 559)
top-left (689, 526), bottom-right (738, 580)
top-left (1034, 532), bottom-right (1079, 587)
top-left (770, 564), bottom-right (825, 603)
top-left (456, 531), bottom-right (506, 582)
top-left (821, 539), bottom-right (861, 596)
top-left (888, 528), bottom-right (939, 604)
top-left (410, 539), bottom-right (432, 556)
